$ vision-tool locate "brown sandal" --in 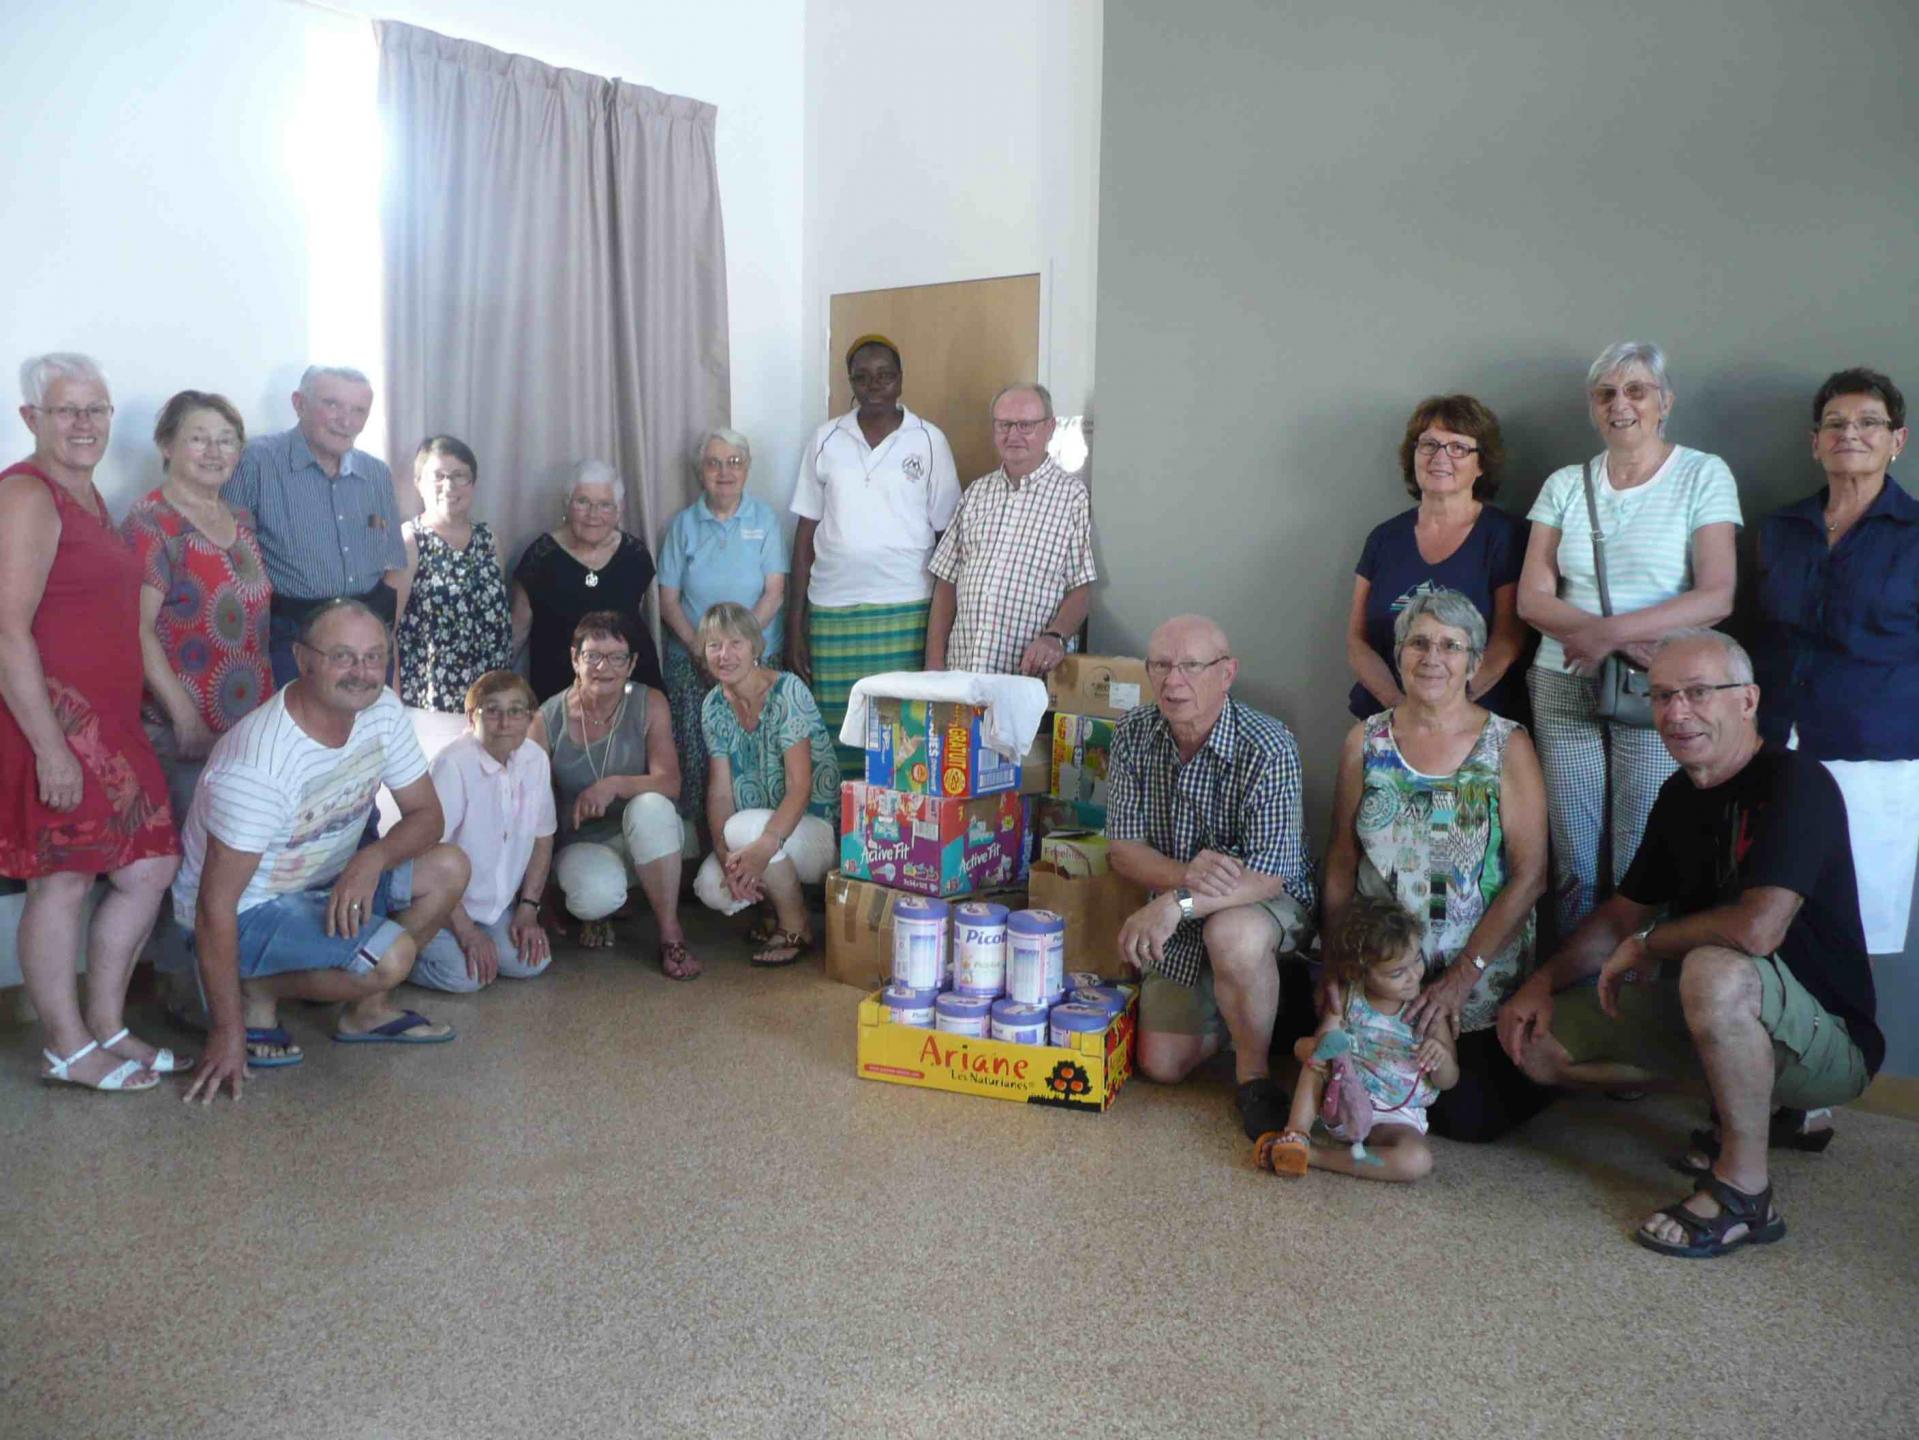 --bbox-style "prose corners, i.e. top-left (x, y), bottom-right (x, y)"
top-left (660, 939), bottom-right (702, 981)
top-left (750, 929), bottom-right (812, 967)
